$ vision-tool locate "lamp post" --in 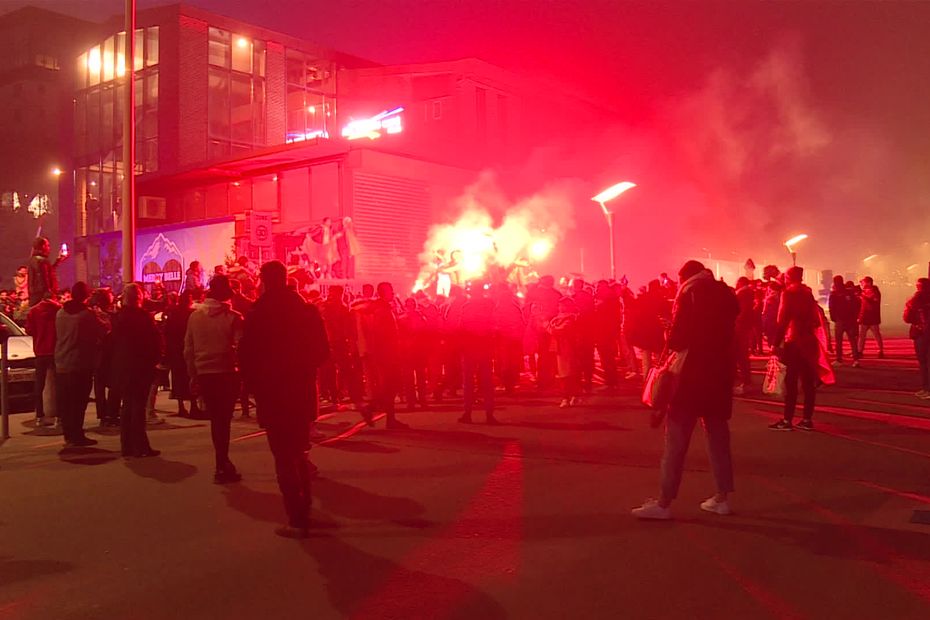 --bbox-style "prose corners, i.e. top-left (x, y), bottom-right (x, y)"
top-left (592, 181), bottom-right (637, 280)
top-left (784, 233), bottom-right (808, 267)
top-left (121, 0), bottom-right (136, 286)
